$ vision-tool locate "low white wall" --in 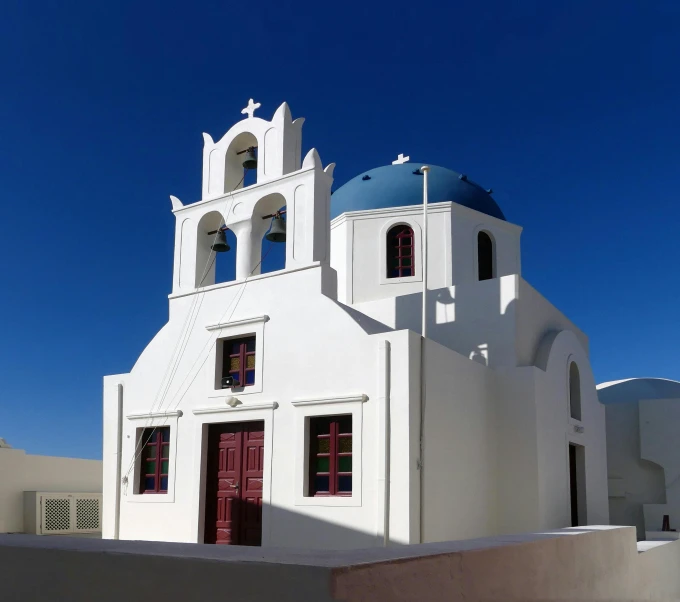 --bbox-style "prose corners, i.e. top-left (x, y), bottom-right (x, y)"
top-left (2, 527), bottom-right (680, 602)
top-left (0, 447), bottom-right (102, 533)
